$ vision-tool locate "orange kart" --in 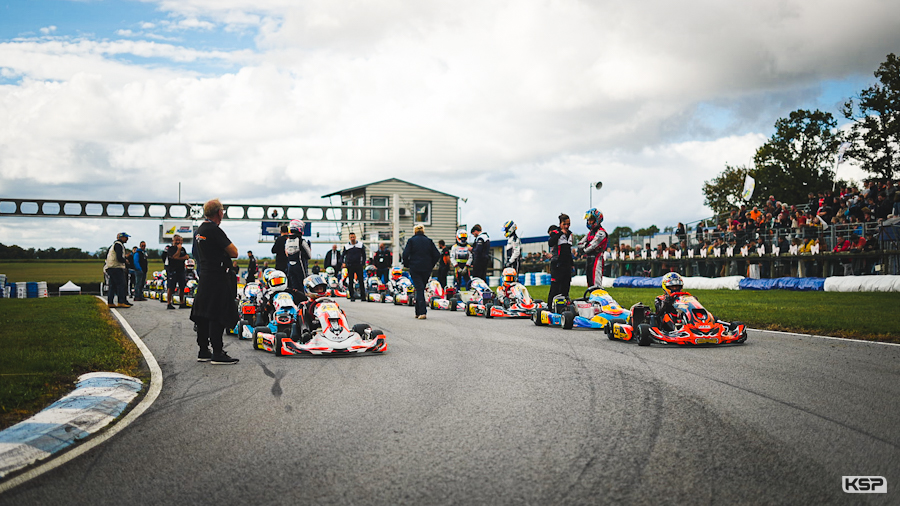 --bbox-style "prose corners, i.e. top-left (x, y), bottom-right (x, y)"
top-left (608, 294), bottom-right (747, 346)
